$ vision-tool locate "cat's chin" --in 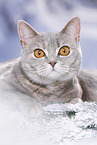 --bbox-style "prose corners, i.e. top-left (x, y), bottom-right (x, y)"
top-left (47, 71), bottom-right (62, 80)
top-left (45, 70), bottom-right (77, 83)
